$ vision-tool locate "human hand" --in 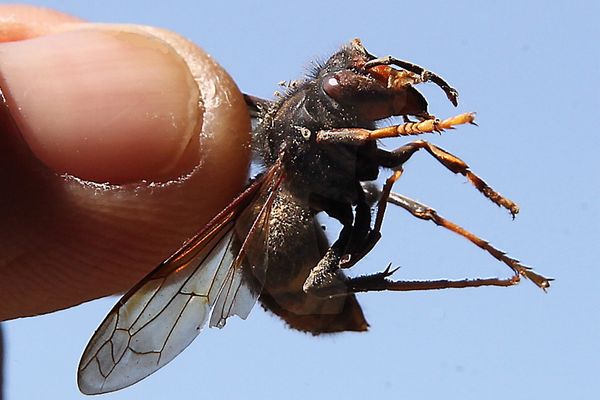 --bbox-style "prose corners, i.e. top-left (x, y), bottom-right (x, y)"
top-left (0, 5), bottom-right (251, 320)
